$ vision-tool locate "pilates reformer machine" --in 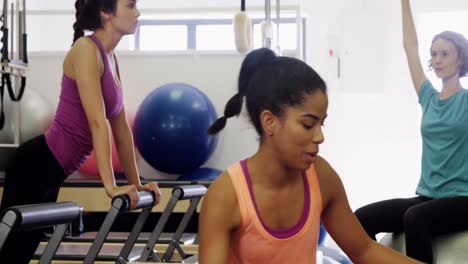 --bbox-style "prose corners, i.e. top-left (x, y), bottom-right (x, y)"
top-left (0, 184), bottom-right (206, 263)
